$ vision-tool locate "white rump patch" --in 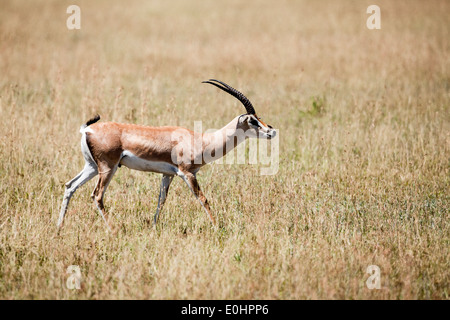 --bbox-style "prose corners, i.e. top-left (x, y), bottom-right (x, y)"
top-left (80, 126), bottom-right (94, 134)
